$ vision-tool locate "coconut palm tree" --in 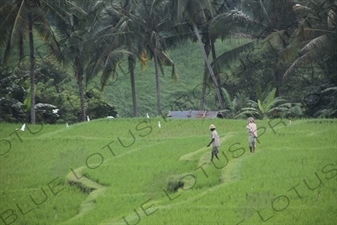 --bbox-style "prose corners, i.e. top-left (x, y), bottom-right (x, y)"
top-left (129, 0), bottom-right (179, 115)
top-left (0, 0), bottom-right (61, 124)
top-left (214, 0), bottom-right (298, 97)
top-left (168, 0), bottom-right (225, 109)
top-left (204, 8), bottom-right (257, 109)
top-left (88, 0), bottom-right (145, 117)
top-left (282, 1), bottom-right (337, 78)
top-left (47, 0), bottom-right (127, 122)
